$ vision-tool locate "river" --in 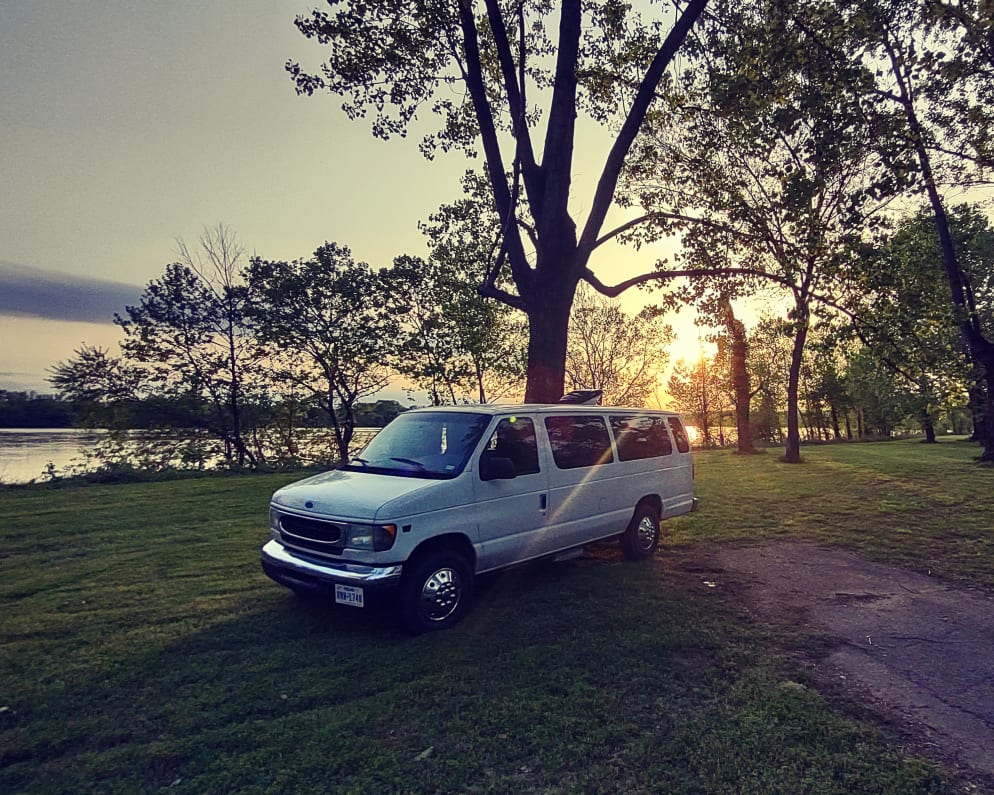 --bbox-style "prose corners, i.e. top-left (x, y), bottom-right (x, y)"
top-left (0, 428), bottom-right (109, 484)
top-left (0, 428), bottom-right (383, 485)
